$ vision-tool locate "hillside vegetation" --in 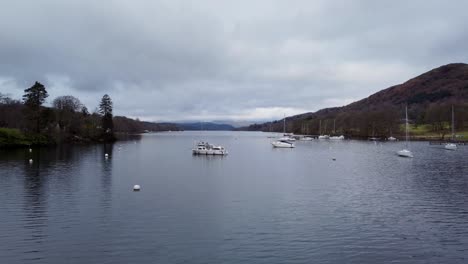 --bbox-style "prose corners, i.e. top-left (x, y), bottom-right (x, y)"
top-left (245, 63), bottom-right (468, 139)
